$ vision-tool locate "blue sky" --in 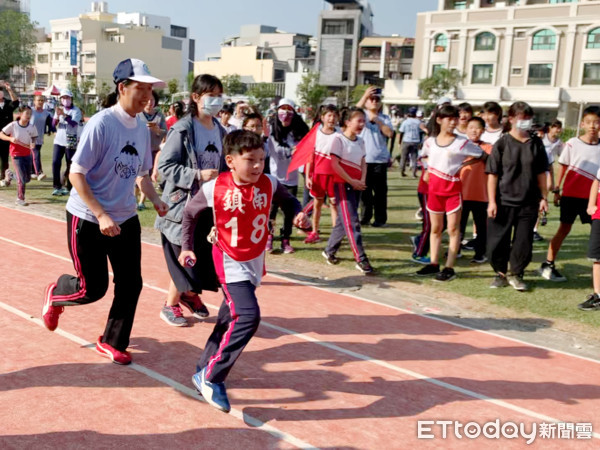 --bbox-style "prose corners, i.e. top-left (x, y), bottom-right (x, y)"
top-left (30, 0), bottom-right (438, 59)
